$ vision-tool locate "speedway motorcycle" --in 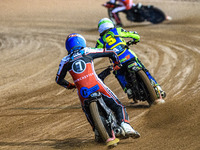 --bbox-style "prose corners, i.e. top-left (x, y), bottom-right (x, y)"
top-left (103, 2), bottom-right (171, 26)
top-left (83, 42), bottom-right (163, 147)
top-left (84, 91), bottom-right (124, 147)
top-left (98, 40), bottom-right (163, 106)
